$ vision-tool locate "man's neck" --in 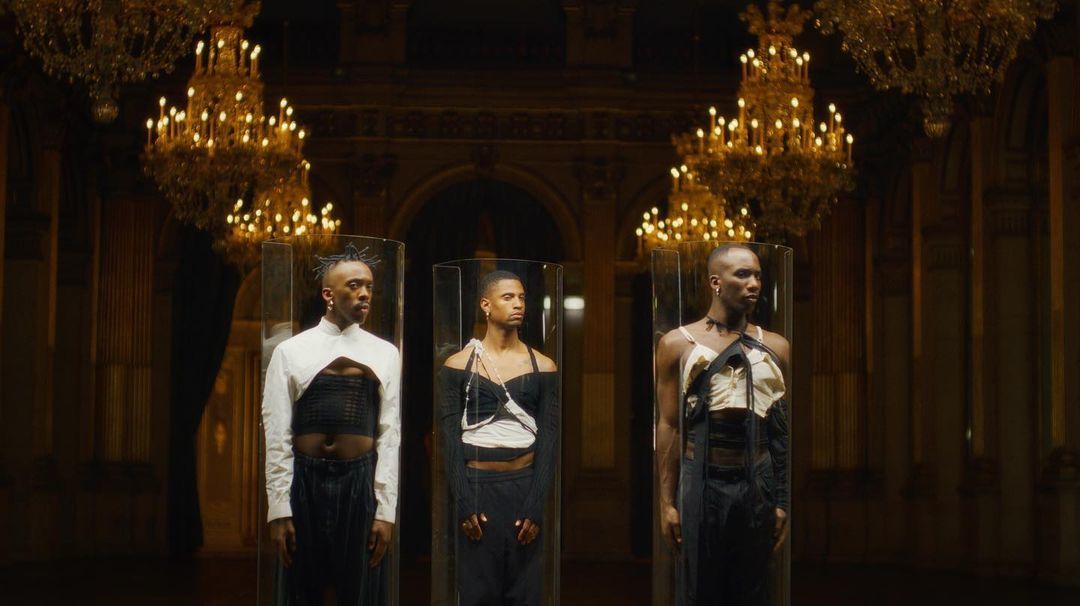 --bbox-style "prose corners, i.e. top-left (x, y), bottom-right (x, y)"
top-left (482, 324), bottom-right (521, 353)
top-left (705, 302), bottom-right (747, 331)
top-left (324, 312), bottom-right (355, 332)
